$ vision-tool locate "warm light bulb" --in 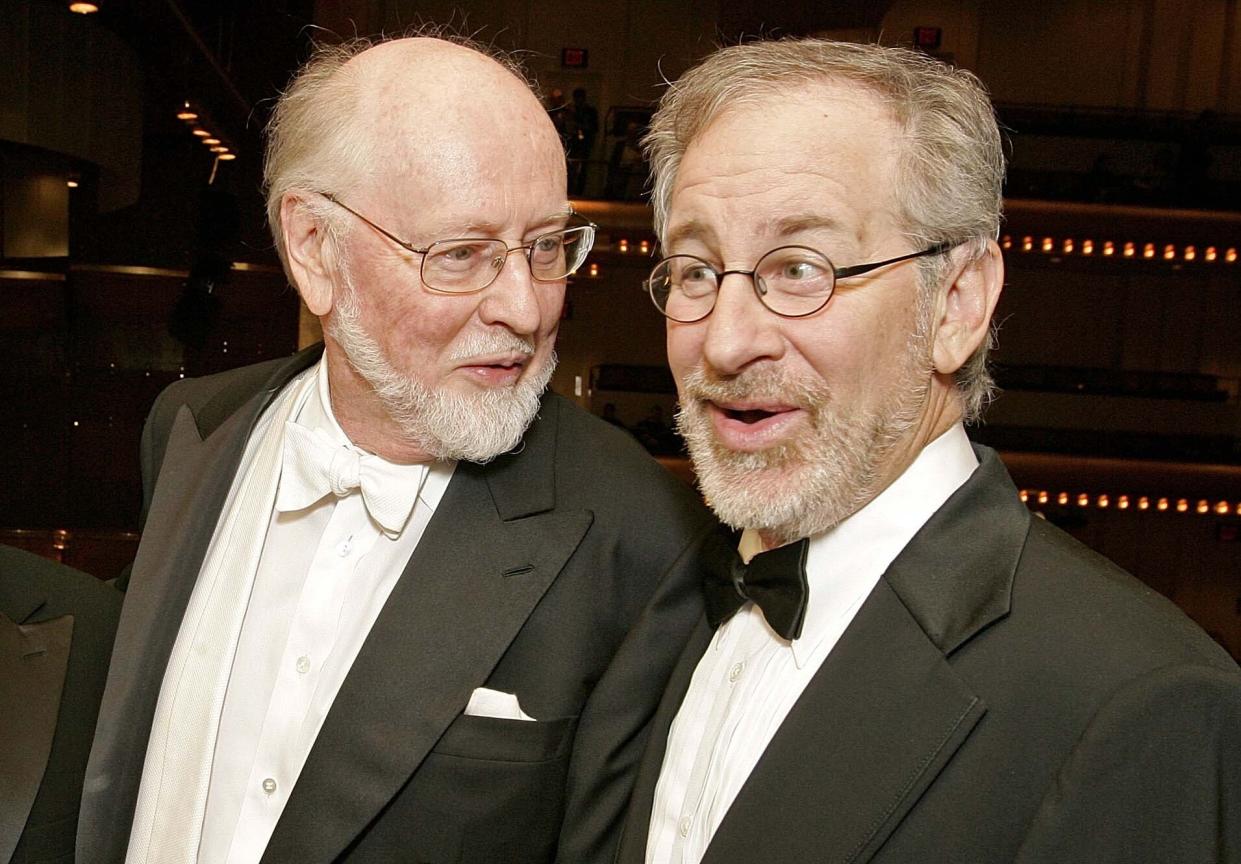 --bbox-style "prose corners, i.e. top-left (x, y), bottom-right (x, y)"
top-left (66, 180), bottom-right (79, 188)
top-left (193, 128), bottom-right (210, 137)
top-left (176, 102), bottom-right (198, 121)
top-left (1081, 239), bottom-right (1094, 255)
top-left (69, 1), bottom-right (99, 12)
top-left (203, 137), bottom-right (221, 145)
top-left (218, 153), bottom-right (237, 161)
